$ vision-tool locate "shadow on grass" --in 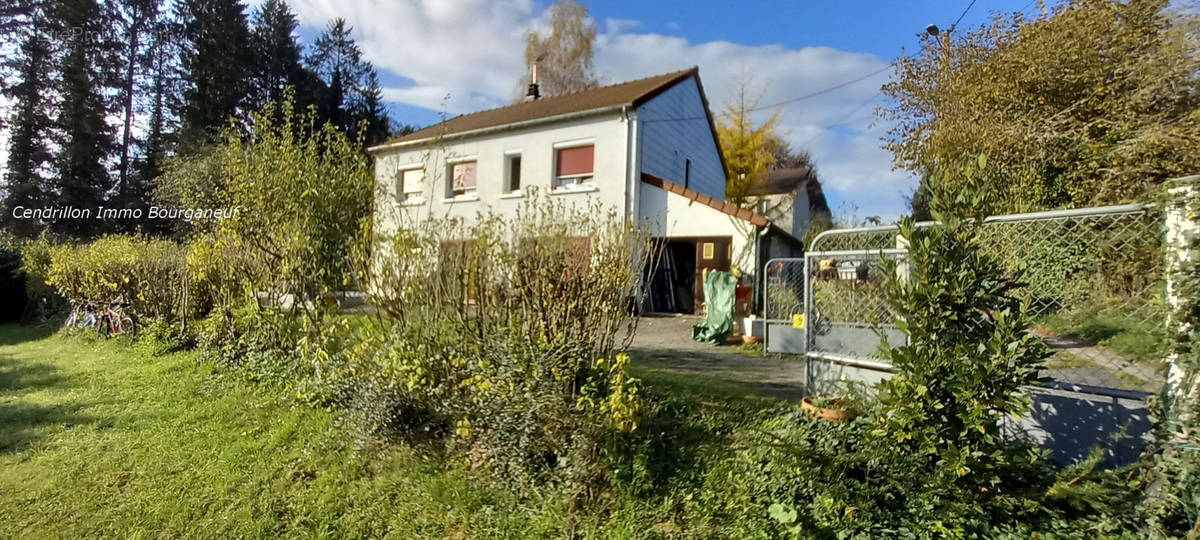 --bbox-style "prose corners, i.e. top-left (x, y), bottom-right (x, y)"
top-left (0, 323), bottom-right (60, 347)
top-left (0, 358), bottom-right (66, 393)
top-left (0, 401), bottom-right (94, 454)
